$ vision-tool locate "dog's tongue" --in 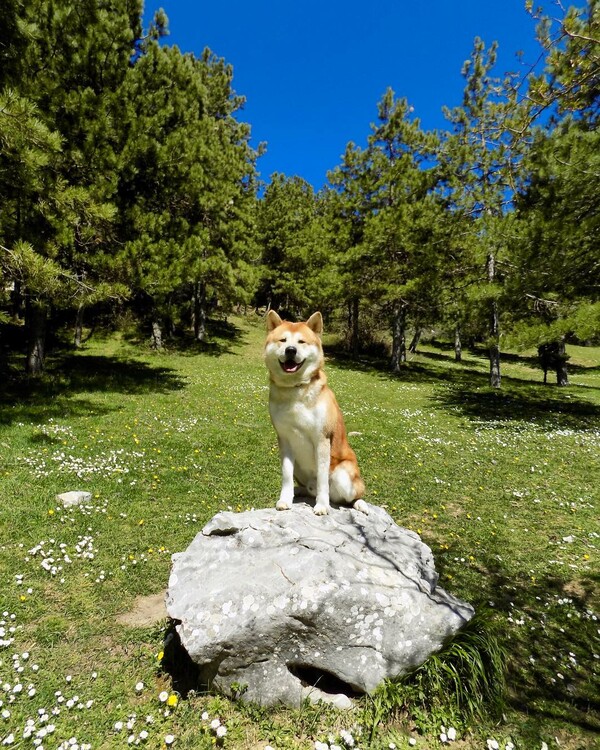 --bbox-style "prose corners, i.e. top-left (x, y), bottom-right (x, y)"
top-left (282, 360), bottom-right (300, 373)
